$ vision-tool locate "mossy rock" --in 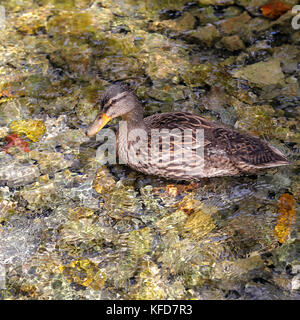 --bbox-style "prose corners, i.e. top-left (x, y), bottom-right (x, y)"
top-left (182, 63), bottom-right (233, 90)
top-left (46, 11), bottom-right (95, 36)
top-left (186, 24), bottom-right (221, 47)
top-left (97, 56), bottom-right (143, 81)
top-left (233, 59), bottom-right (285, 87)
top-left (149, 12), bottom-right (197, 34)
top-left (59, 258), bottom-right (106, 290)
